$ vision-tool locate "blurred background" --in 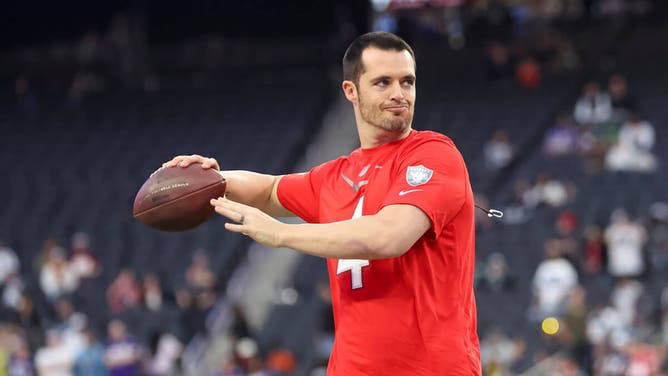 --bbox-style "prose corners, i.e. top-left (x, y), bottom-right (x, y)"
top-left (1, 0), bottom-right (667, 375)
